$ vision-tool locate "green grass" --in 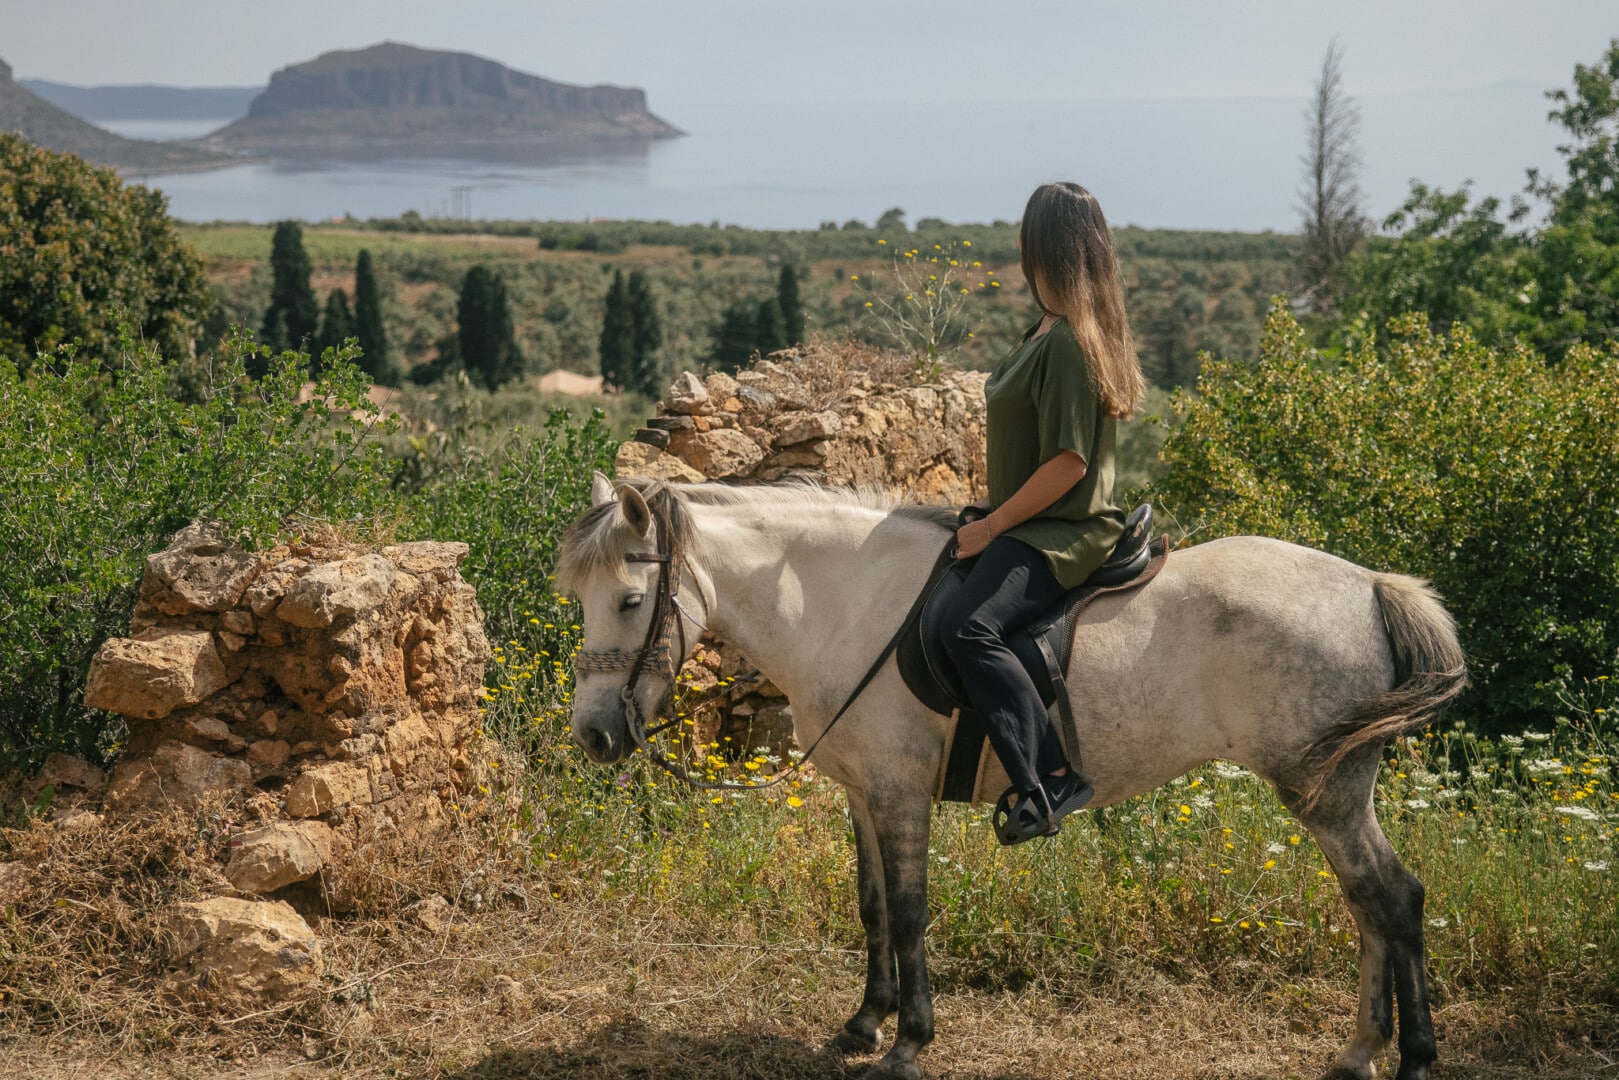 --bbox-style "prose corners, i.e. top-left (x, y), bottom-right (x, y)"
top-left (483, 631), bottom-right (1619, 1006)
